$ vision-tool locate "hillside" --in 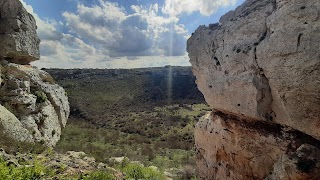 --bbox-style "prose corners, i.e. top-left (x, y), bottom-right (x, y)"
top-left (44, 66), bottom-right (209, 179)
top-left (45, 66), bottom-right (205, 125)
